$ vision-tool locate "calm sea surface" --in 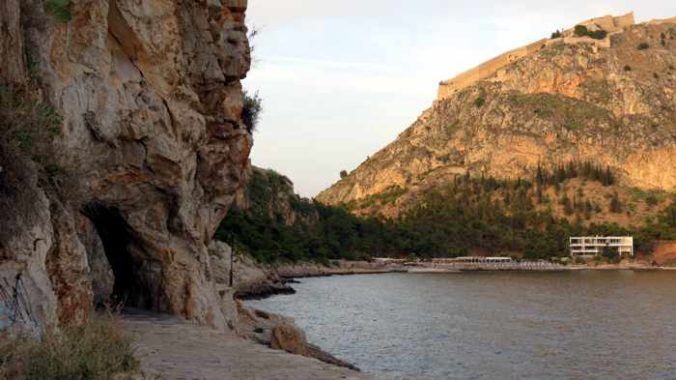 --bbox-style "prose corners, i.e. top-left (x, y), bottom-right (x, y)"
top-left (247, 271), bottom-right (676, 380)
